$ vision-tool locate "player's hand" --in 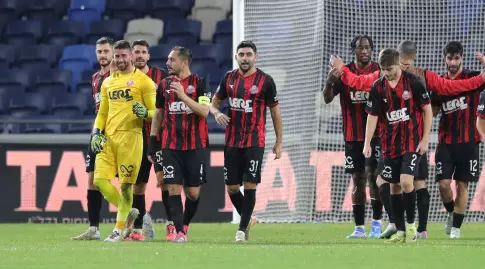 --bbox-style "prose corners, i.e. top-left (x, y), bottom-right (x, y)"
top-left (214, 111), bottom-right (230, 127)
top-left (330, 55), bottom-right (345, 69)
top-left (91, 130), bottom-right (107, 154)
top-left (132, 101), bottom-right (148, 119)
top-left (327, 66), bottom-right (343, 83)
top-left (362, 143), bottom-right (372, 158)
top-left (476, 51), bottom-right (485, 67)
top-left (273, 142), bottom-right (282, 160)
top-left (147, 135), bottom-right (158, 164)
top-left (416, 139), bottom-right (429, 155)
top-left (170, 82), bottom-right (186, 97)
top-left (110, 59), bottom-right (117, 74)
